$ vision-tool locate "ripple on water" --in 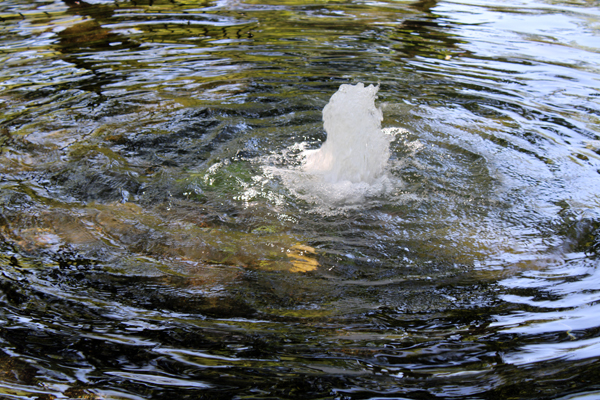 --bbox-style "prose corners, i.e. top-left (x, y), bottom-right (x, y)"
top-left (1, 0), bottom-right (600, 398)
